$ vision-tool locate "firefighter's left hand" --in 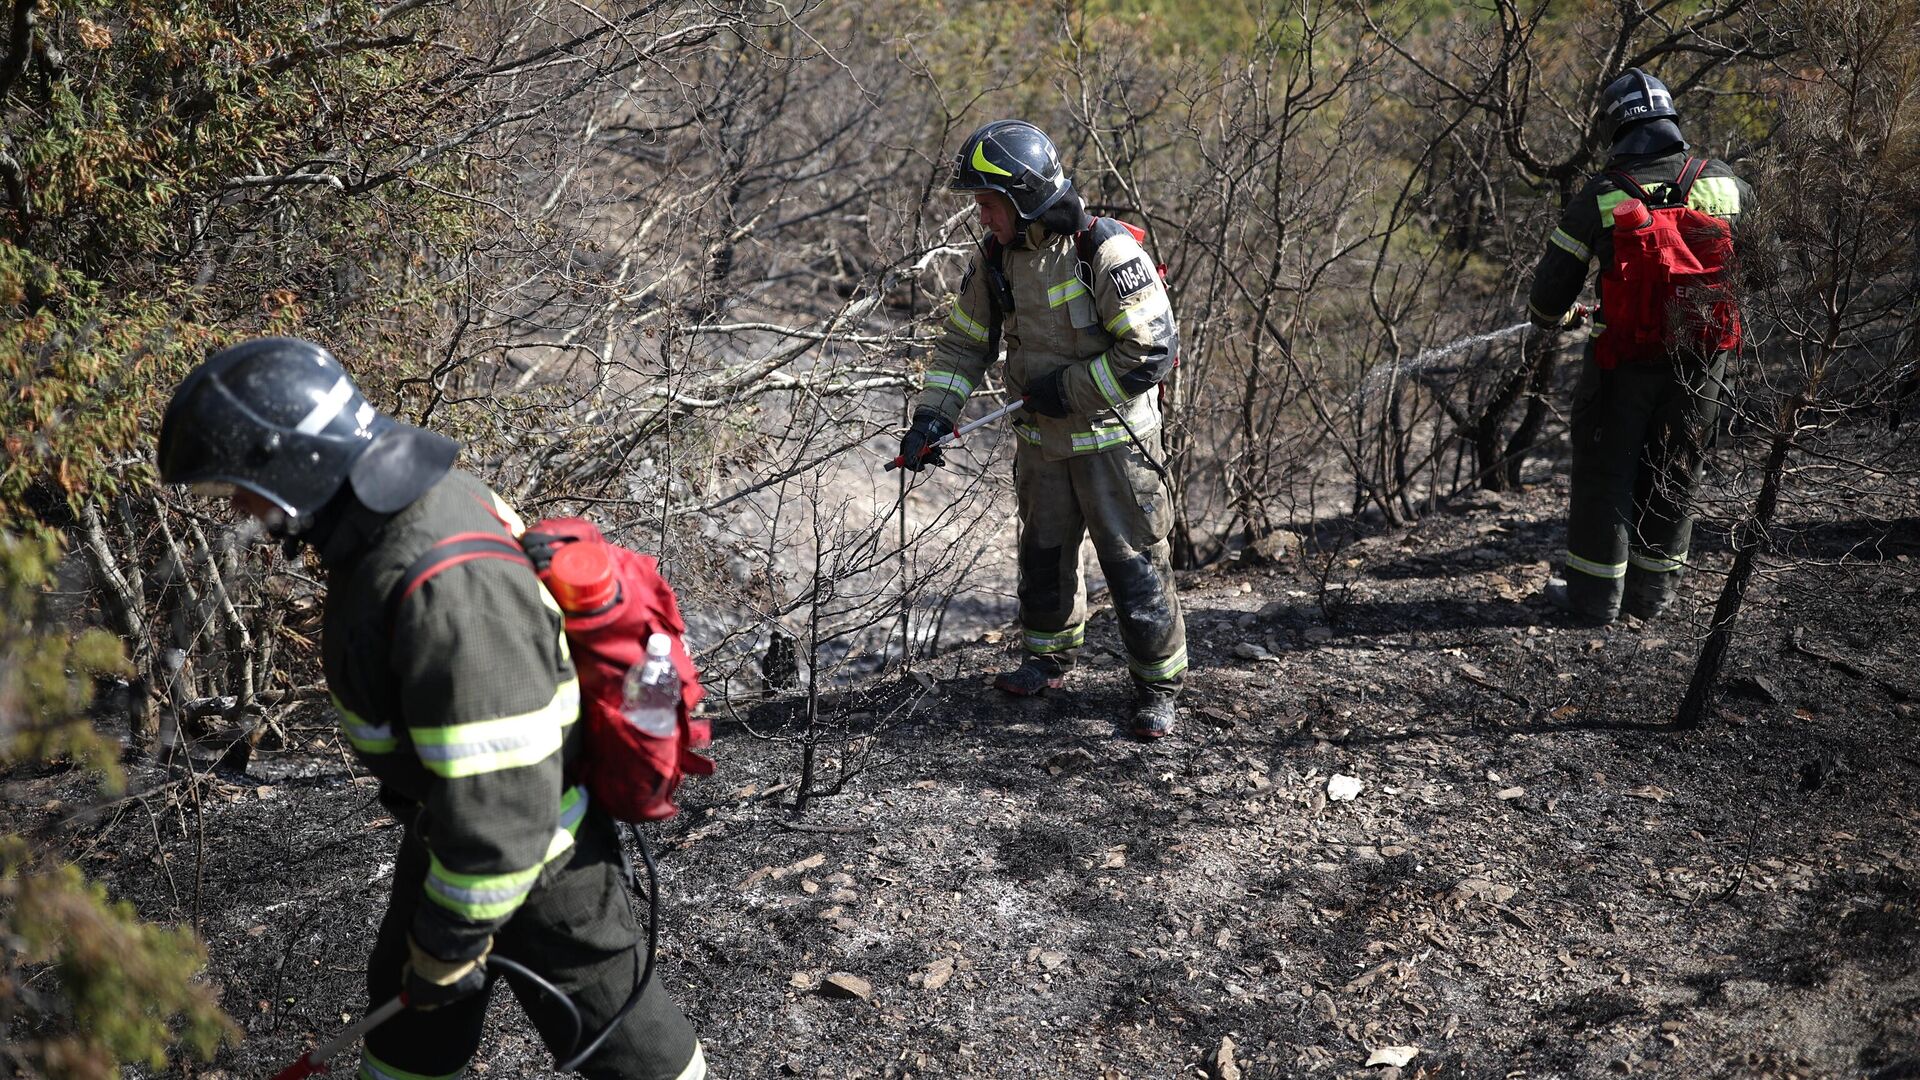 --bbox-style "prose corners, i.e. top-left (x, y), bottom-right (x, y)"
top-left (404, 936), bottom-right (491, 1010)
top-left (1024, 369), bottom-right (1070, 418)
top-left (1561, 303), bottom-right (1591, 330)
